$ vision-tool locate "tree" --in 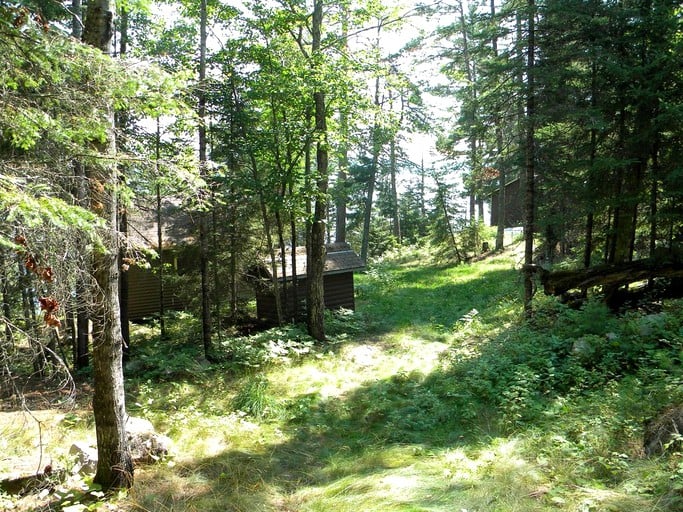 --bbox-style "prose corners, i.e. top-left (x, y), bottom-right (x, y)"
top-left (82, 0), bottom-right (134, 489)
top-left (522, 0), bottom-right (536, 316)
top-left (197, 0), bottom-right (213, 358)
top-left (307, 0), bottom-right (328, 341)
